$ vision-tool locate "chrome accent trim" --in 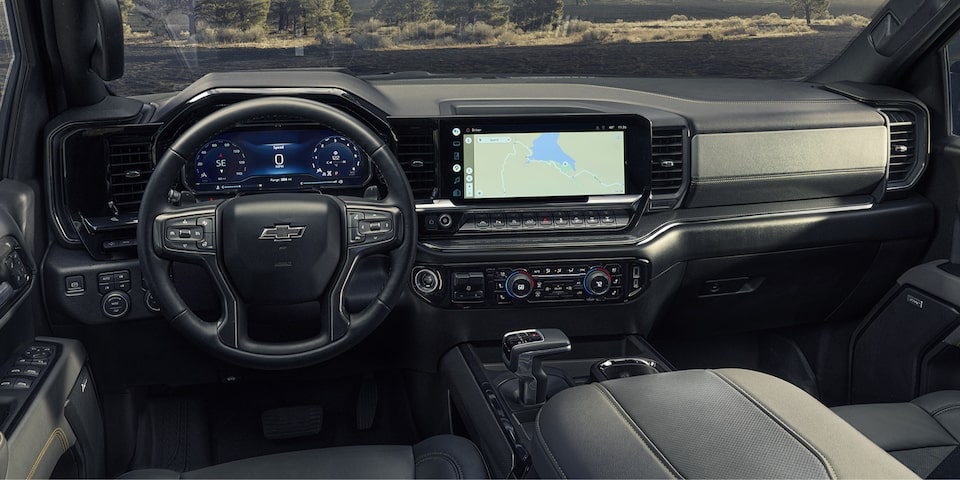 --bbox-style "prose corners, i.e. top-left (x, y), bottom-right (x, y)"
top-left (418, 202), bottom-right (875, 251)
top-left (414, 195), bottom-right (644, 212)
top-left (186, 87), bottom-right (350, 105)
top-left (337, 255), bottom-right (361, 324)
top-left (634, 202), bottom-right (873, 247)
top-left (259, 224), bottom-right (306, 242)
top-left (411, 267), bottom-right (441, 296)
top-left (600, 357), bottom-right (657, 369)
